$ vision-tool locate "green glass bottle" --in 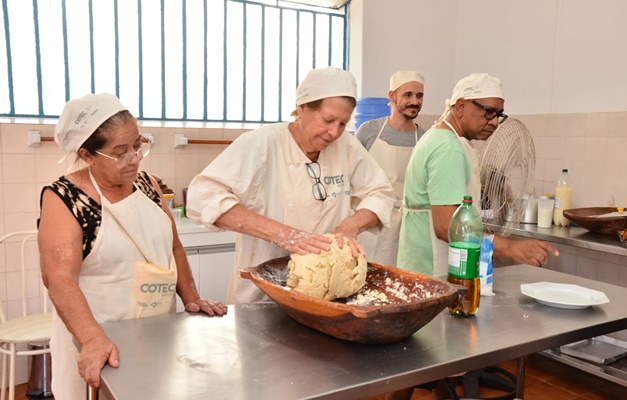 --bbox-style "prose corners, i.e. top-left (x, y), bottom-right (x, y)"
top-left (447, 195), bottom-right (483, 317)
